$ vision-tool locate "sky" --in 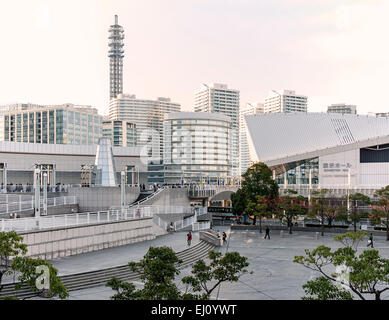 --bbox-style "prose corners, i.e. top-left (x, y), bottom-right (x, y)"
top-left (0, 0), bottom-right (388, 116)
